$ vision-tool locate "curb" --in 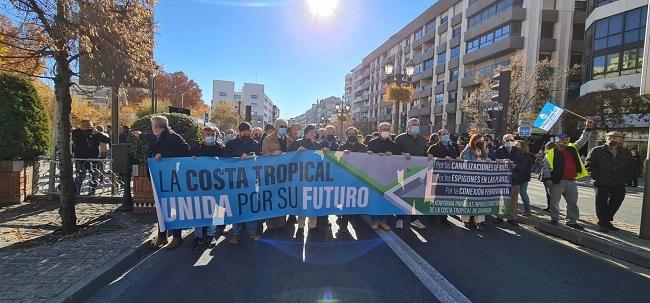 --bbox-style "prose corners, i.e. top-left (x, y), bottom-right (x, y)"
top-left (520, 216), bottom-right (650, 270)
top-left (48, 236), bottom-right (155, 303)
